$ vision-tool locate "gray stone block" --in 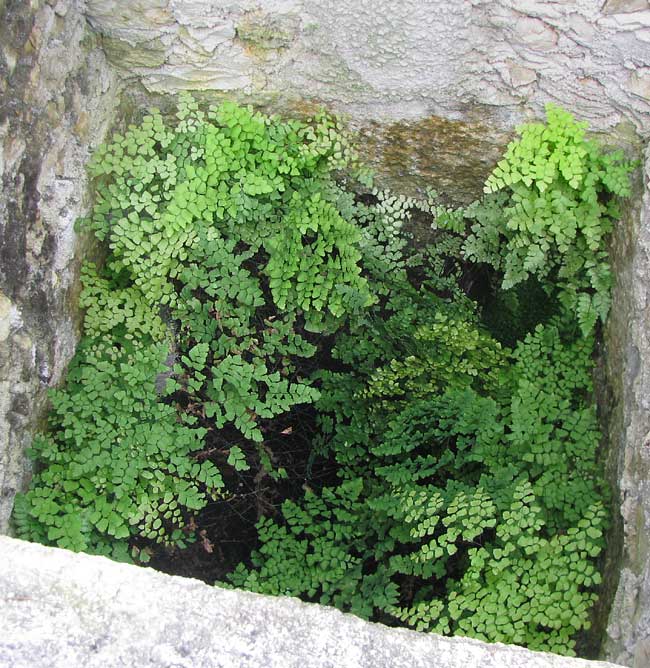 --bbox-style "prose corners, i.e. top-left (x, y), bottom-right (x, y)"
top-left (0, 536), bottom-right (629, 668)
